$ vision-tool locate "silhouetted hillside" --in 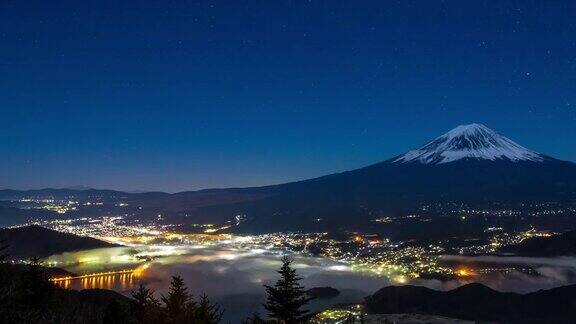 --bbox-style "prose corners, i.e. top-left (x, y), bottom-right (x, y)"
top-left (306, 286), bottom-right (340, 299)
top-left (0, 261), bottom-right (224, 324)
top-left (0, 207), bottom-right (61, 227)
top-left (0, 260), bottom-right (135, 324)
top-left (503, 230), bottom-right (576, 256)
top-left (365, 283), bottom-right (576, 323)
top-left (0, 225), bottom-right (119, 259)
